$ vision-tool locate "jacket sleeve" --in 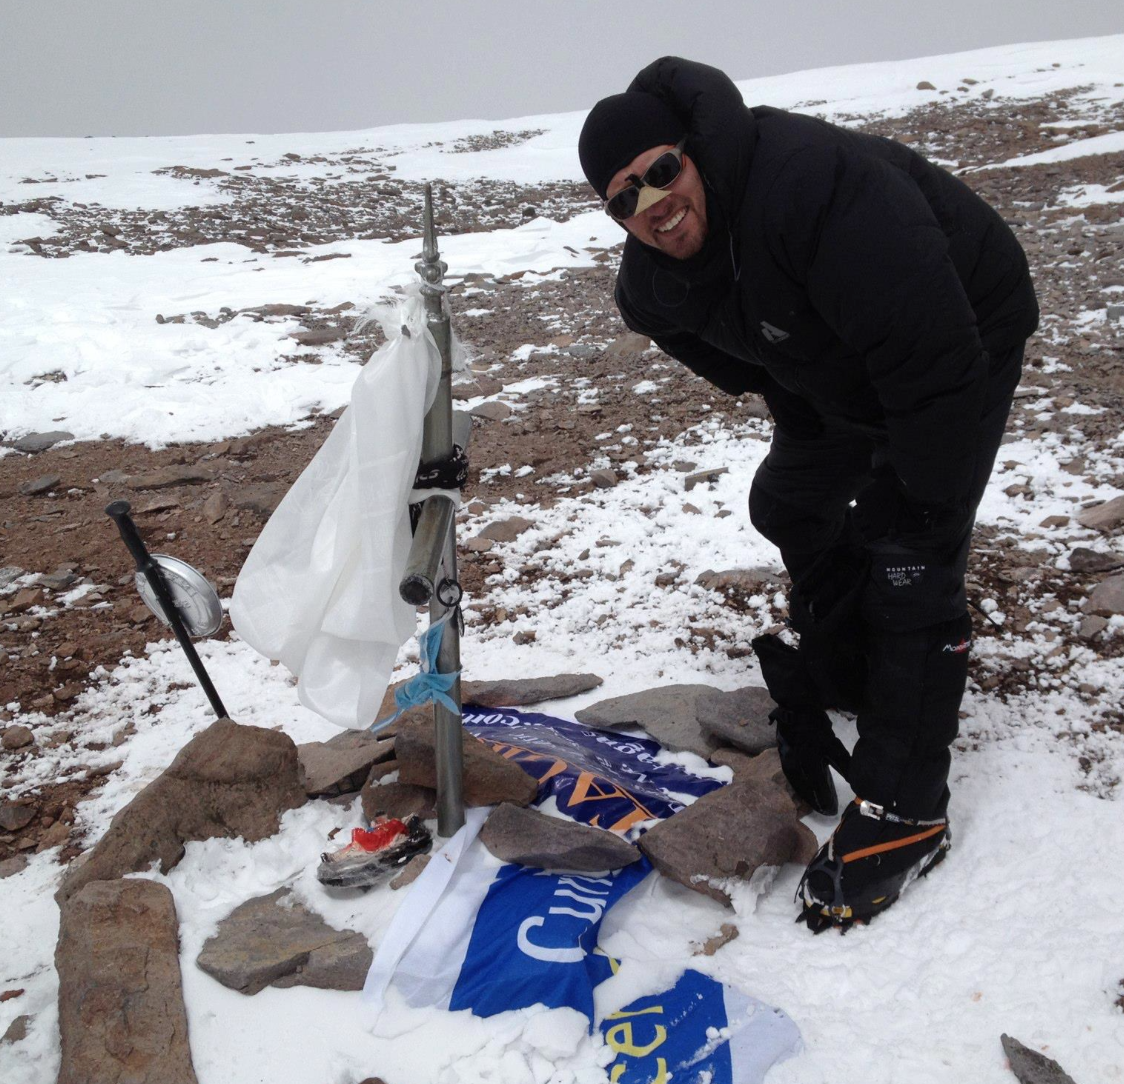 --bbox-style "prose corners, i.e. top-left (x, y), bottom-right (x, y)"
top-left (614, 278), bottom-right (759, 396)
top-left (766, 146), bottom-right (989, 509)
